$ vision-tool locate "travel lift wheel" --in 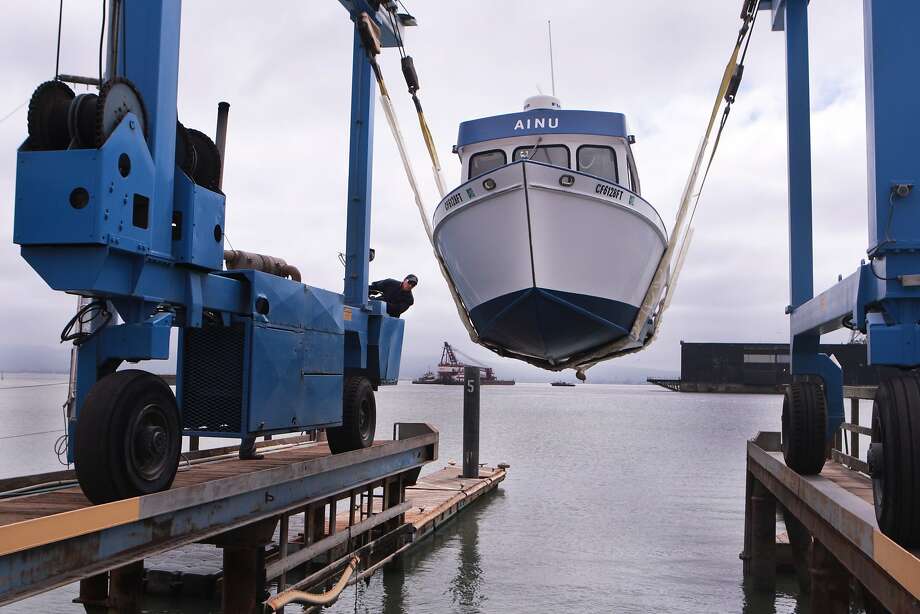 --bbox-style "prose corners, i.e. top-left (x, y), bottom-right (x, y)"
top-left (74, 370), bottom-right (181, 504)
top-left (868, 373), bottom-right (920, 548)
top-left (781, 381), bottom-right (828, 475)
top-left (327, 376), bottom-right (377, 454)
